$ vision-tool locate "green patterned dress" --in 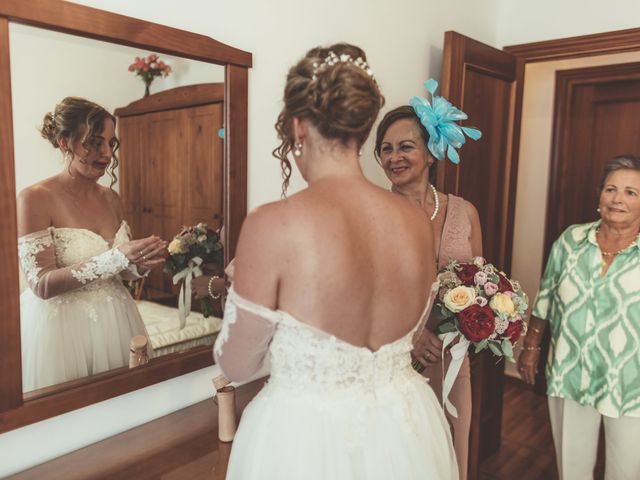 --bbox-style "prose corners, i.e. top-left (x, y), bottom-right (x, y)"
top-left (532, 221), bottom-right (640, 418)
